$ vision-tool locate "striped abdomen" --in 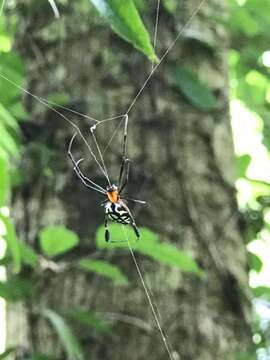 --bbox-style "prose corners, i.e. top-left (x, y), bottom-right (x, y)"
top-left (105, 201), bottom-right (130, 225)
